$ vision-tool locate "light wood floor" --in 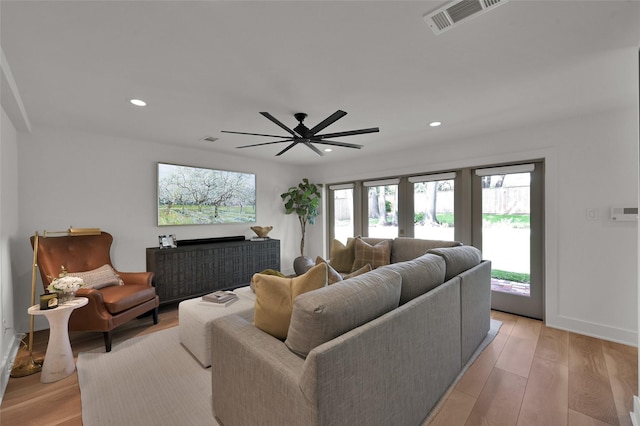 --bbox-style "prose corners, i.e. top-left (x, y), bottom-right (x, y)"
top-left (1, 309), bottom-right (637, 426)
